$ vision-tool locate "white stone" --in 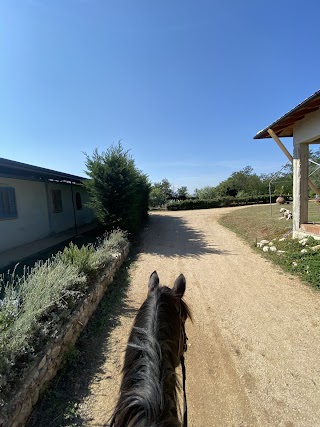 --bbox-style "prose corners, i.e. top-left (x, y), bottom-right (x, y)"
top-left (301, 249), bottom-right (308, 254)
top-left (269, 246), bottom-right (277, 252)
top-left (263, 246), bottom-right (269, 252)
top-left (299, 238), bottom-right (308, 245)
